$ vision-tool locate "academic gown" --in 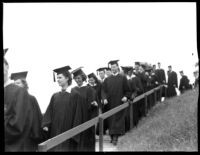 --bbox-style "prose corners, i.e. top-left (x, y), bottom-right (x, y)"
top-left (179, 75), bottom-right (190, 94)
top-left (71, 85), bottom-right (96, 152)
top-left (130, 76), bottom-right (144, 126)
top-left (4, 84), bottom-right (33, 152)
top-left (27, 94), bottom-right (43, 152)
top-left (41, 90), bottom-right (85, 152)
top-left (167, 71), bottom-right (178, 97)
top-left (135, 72), bottom-right (147, 119)
top-left (102, 74), bottom-right (131, 135)
top-left (156, 69), bottom-right (166, 97)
